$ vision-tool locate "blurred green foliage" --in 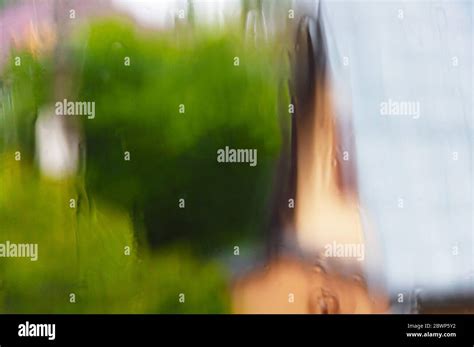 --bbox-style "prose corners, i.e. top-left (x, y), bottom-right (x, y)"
top-left (74, 20), bottom-right (284, 252)
top-left (0, 18), bottom-right (288, 312)
top-left (0, 155), bottom-right (229, 313)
